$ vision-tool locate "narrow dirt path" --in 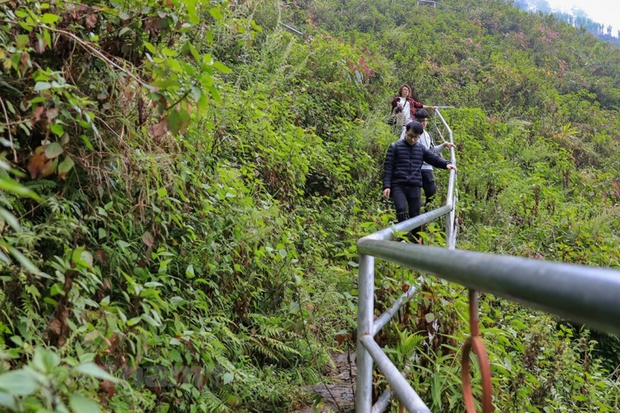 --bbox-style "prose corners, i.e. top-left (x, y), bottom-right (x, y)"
top-left (298, 350), bottom-right (357, 412)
